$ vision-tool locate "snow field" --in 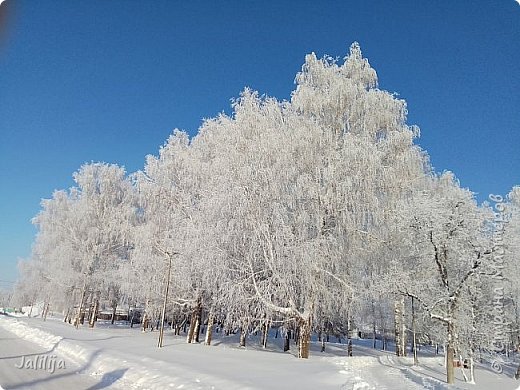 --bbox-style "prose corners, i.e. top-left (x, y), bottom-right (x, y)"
top-left (0, 316), bottom-right (239, 389)
top-left (0, 316), bottom-right (354, 389)
top-left (2, 315), bottom-right (520, 390)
